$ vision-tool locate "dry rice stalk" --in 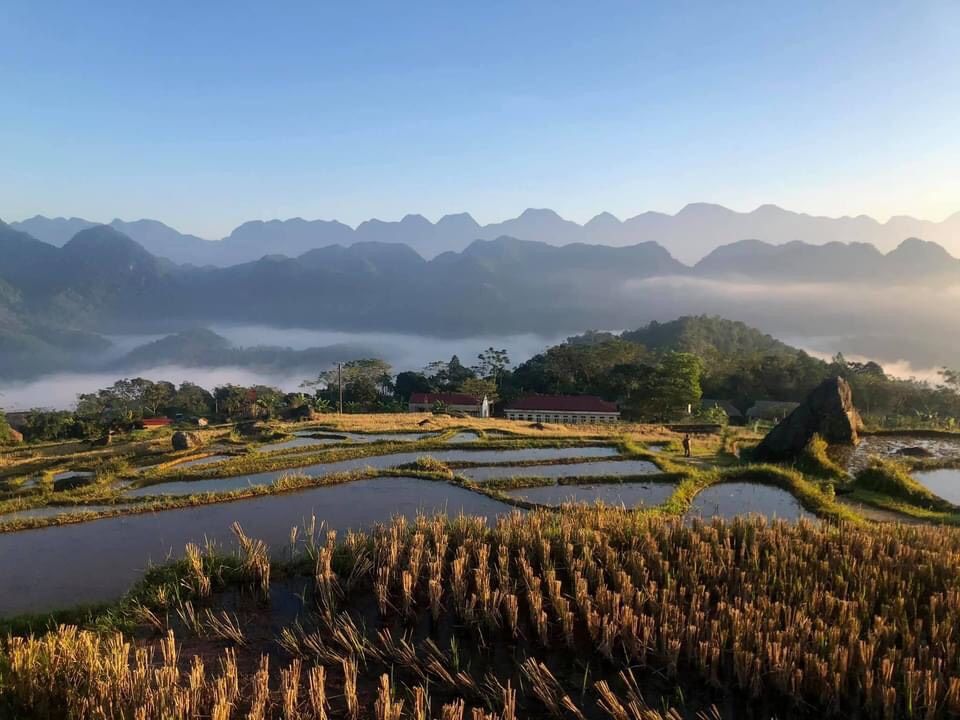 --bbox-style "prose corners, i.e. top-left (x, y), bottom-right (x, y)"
top-left (307, 664), bottom-right (328, 720)
top-left (342, 656), bottom-right (359, 720)
top-left (374, 673), bottom-right (404, 720)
